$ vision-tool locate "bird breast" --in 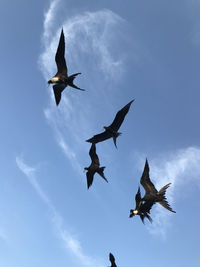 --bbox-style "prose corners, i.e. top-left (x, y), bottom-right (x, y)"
top-left (51, 77), bottom-right (60, 83)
